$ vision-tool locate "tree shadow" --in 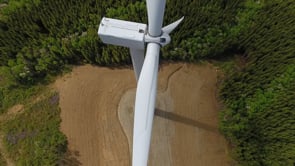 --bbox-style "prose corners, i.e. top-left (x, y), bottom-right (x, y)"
top-left (155, 109), bottom-right (219, 134)
top-left (58, 150), bottom-right (82, 166)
